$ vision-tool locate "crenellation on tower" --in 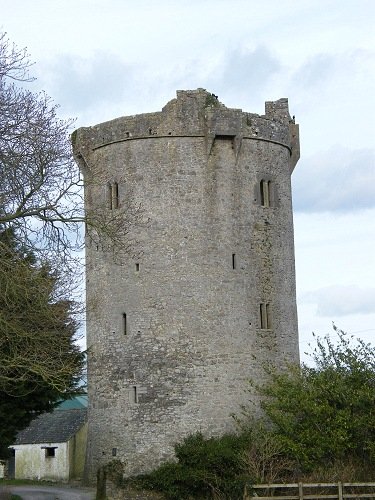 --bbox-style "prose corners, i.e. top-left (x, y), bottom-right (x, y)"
top-left (73, 89), bottom-right (296, 159)
top-left (72, 89), bottom-right (300, 482)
